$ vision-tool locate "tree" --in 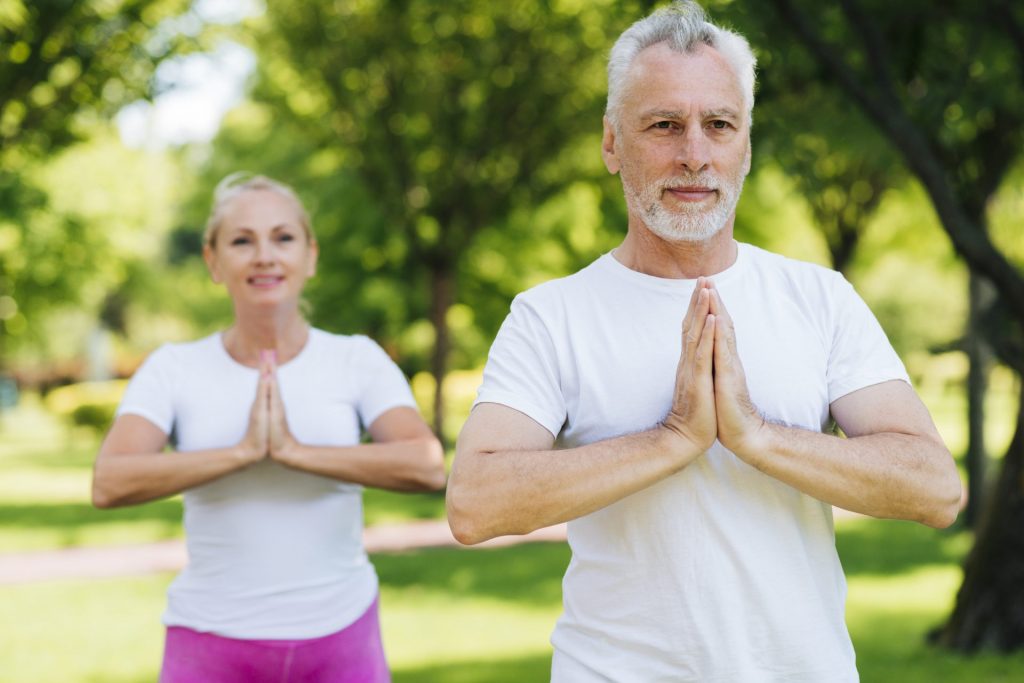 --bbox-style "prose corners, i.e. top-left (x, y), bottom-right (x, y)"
top-left (242, 0), bottom-right (644, 443)
top-left (754, 79), bottom-right (905, 274)
top-left (0, 0), bottom-right (192, 364)
top-left (754, 0), bottom-right (1024, 651)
